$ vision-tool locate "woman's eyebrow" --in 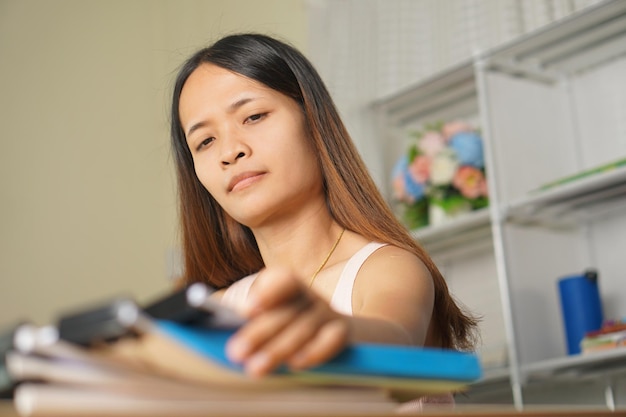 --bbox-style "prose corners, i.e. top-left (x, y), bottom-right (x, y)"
top-left (186, 97), bottom-right (258, 137)
top-left (228, 96), bottom-right (256, 112)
